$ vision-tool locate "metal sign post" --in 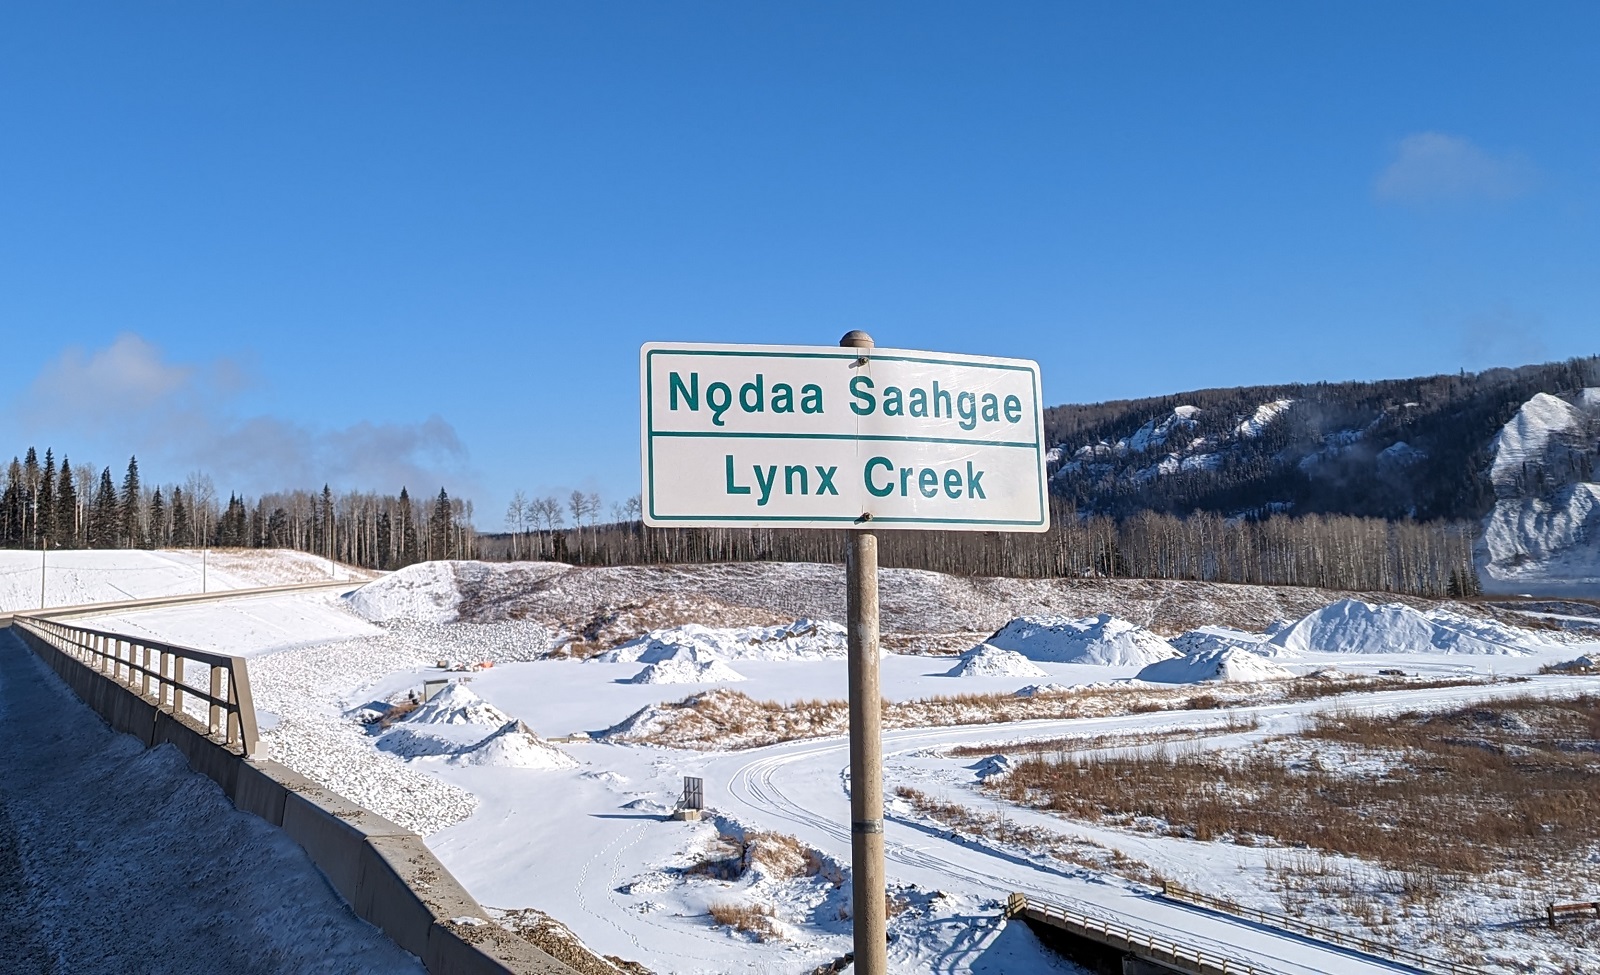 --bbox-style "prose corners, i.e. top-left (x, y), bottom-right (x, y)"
top-left (640, 331), bottom-right (1047, 975)
top-left (841, 332), bottom-right (887, 975)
